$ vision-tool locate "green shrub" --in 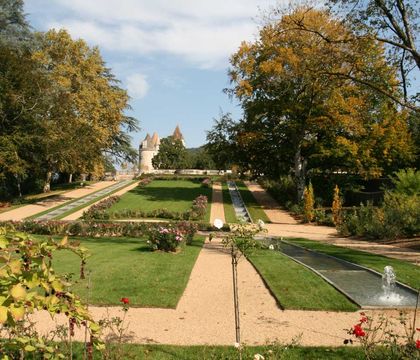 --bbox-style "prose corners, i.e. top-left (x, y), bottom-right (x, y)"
top-left (259, 176), bottom-right (296, 206)
top-left (147, 225), bottom-right (186, 252)
top-left (313, 209), bottom-right (334, 227)
top-left (390, 168), bottom-right (420, 195)
top-left (339, 192), bottom-right (419, 240)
